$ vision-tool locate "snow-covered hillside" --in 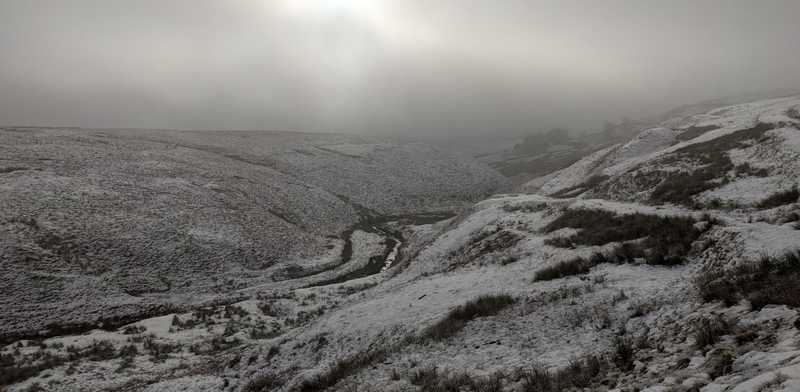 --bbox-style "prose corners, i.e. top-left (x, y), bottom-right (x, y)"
top-left (7, 185), bottom-right (798, 391)
top-left (538, 95), bottom-right (800, 207)
top-left (3, 96), bottom-right (800, 392)
top-left (0, 128), bottom-right (507, 344)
